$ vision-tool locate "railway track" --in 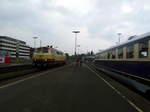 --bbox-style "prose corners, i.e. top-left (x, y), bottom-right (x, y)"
top-left (86, 62), bottom-right (150, 100)
top-left (0, 64), bottom-right (39, 81)
top-left (0, 63), bottom-right (67, 82)
top-left (0, 64), bottom-right (33, 74)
